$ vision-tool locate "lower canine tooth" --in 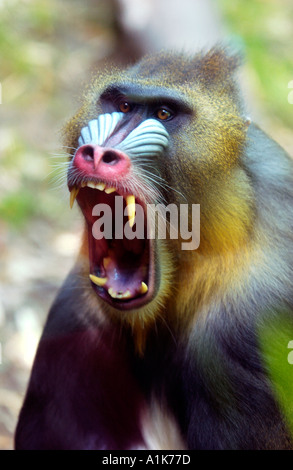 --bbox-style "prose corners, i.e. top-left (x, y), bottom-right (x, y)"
top-left (89, 274), bottom-right (108, 287)
top-left (70, 187), bottom-right (80, 209)
top-left (139, 282), bottom-right (148, 294)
